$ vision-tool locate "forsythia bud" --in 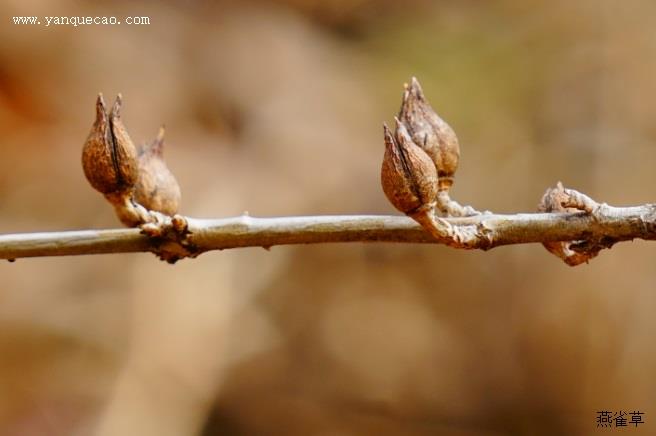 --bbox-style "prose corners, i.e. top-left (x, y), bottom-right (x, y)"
top-left (134, 127), bottom-right (181, 216)
top-left (81, 94), bottom-right (138, 195)
top-left (398, 77), bottom-right (460, 192)
top-left (381, 119), bottom-right (438, 216)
